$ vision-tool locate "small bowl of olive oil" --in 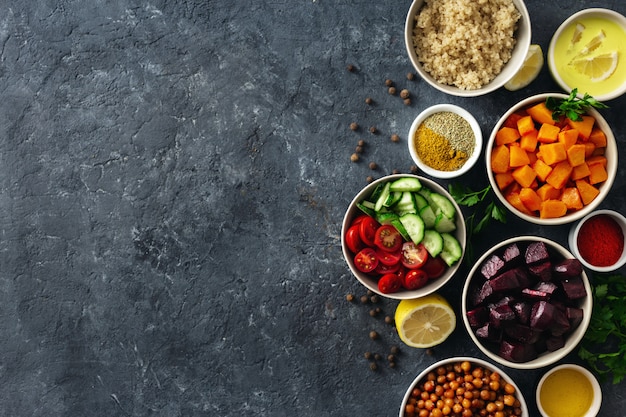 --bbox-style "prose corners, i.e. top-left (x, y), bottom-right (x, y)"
top-left (536, 363), bottom-right (602, 417)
